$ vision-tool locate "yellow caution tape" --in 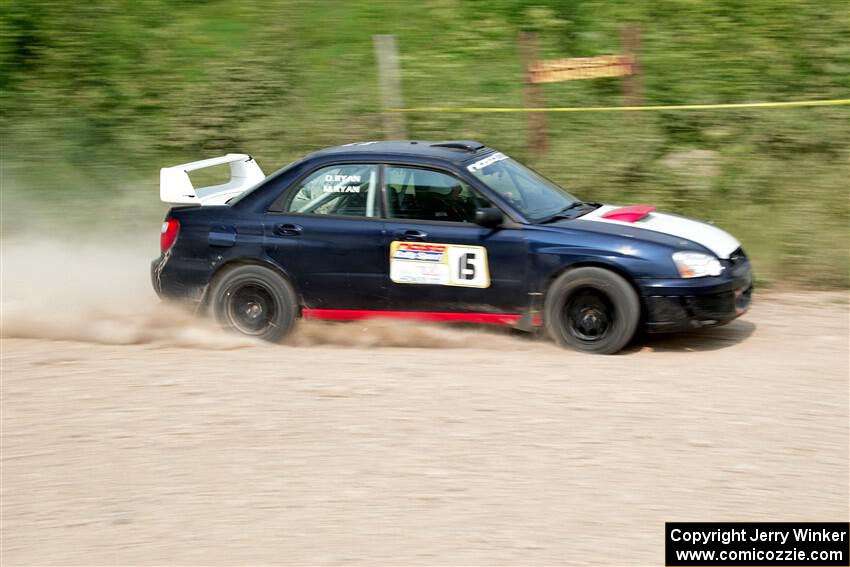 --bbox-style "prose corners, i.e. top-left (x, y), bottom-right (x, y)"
top-left (389, 99), bottom-right (850, 113)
